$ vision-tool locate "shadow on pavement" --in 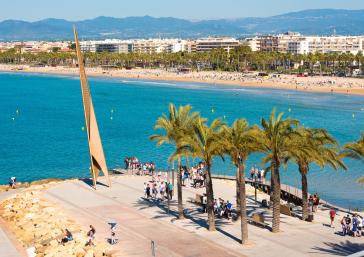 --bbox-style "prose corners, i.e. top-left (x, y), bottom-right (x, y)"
top-left (311, 240), bottom-right (364, 256)
top-left (133, 197), bottom-right (242, 243)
